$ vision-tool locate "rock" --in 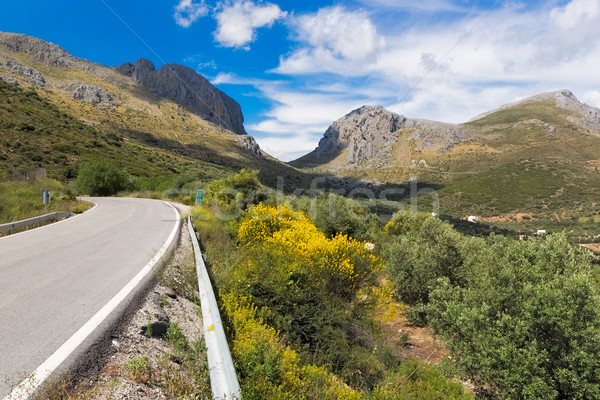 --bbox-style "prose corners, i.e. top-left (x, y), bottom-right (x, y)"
top-left (0, 73), bottom-right (18, 86)
top-left (305, 105), bottom-right (468, 165)
top-left (410, 120), bottom-right (469, 152)
top-left (115, 62), bottom-right (135, 77)
top-left (0, 31), bottom-right (75, 68)
top-left (72, 84), bottom-right (119, 106)
top-left (163, 287), bottom-right (177, 299)
top-left (124, 58), bottom-right (247, 136)
top-left (0, 57), bottom-right (47, 87)
top-left (236, 134), bottom-right (262, 156)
